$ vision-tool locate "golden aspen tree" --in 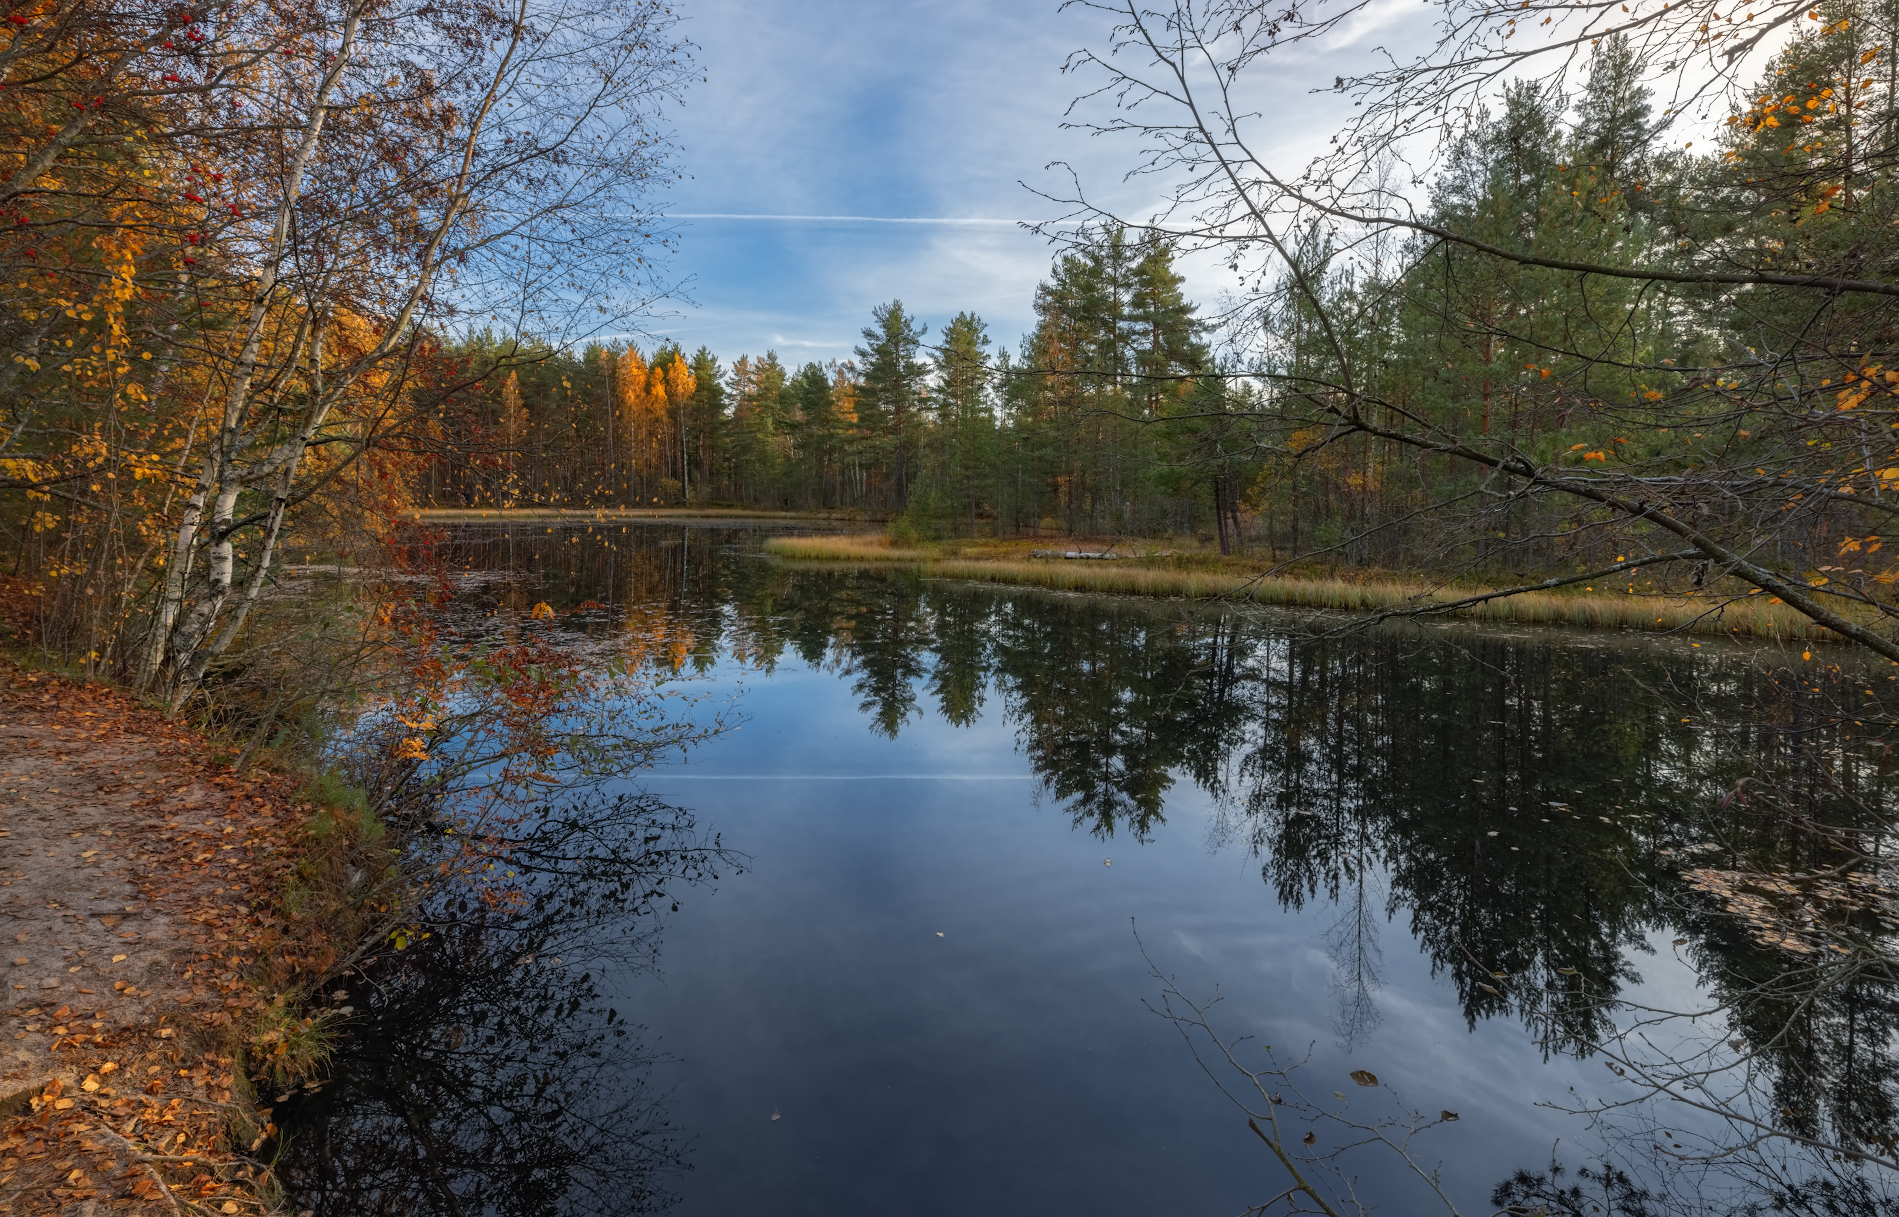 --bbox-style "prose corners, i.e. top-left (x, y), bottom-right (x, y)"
top-left (643, 362), bottom-right (670, 502)
top-left (499, 372), bottom-right (525, 507)
top-left (664, 356), bottom-right (695, 502)
top-left (615, 345), bottom-right (649, 501)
